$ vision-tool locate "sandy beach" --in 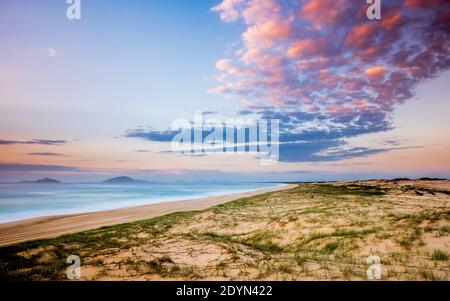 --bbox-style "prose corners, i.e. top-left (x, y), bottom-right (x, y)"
top-left (0, 184), bottom-right (294, 247)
